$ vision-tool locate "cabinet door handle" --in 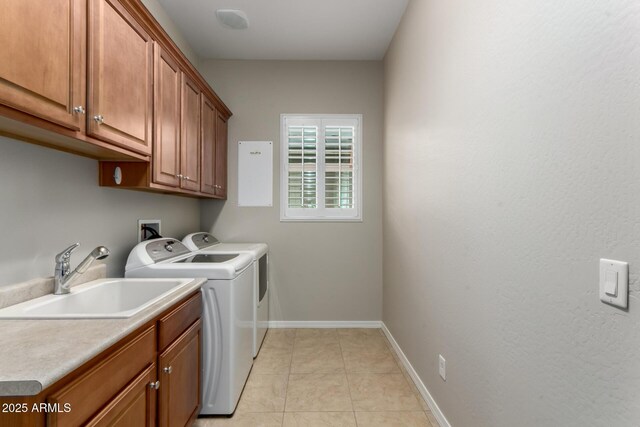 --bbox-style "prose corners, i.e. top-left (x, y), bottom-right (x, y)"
top-left (185, 176), bottom-right (191, 181)
top-left (93, 115), bottom-right (104, 124)
top-left (176, 174), bottom-right (183, 179)
top-left (163, 366), bottom-right (172, 374)
top-left (148, 380), bottom-right (160, 390)
top-left (73, 106), bottom-right (85, 114)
